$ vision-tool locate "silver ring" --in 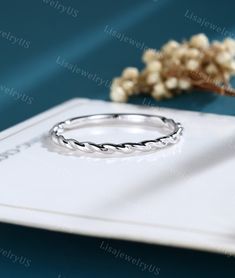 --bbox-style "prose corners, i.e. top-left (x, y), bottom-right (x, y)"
top-left (49, 113), bottom-right (183, 154)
